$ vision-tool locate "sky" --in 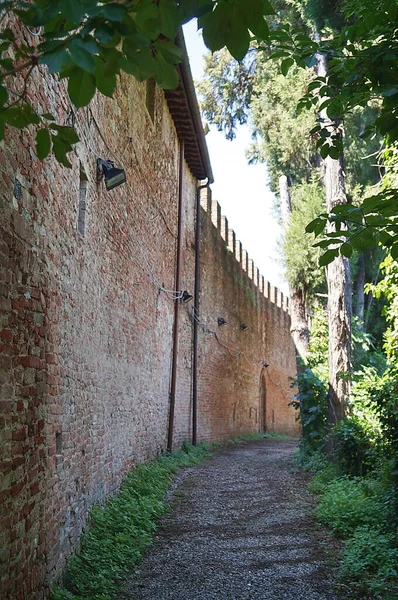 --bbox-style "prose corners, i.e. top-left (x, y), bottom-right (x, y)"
top-left (183, 20), bottom-right (288, 295)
